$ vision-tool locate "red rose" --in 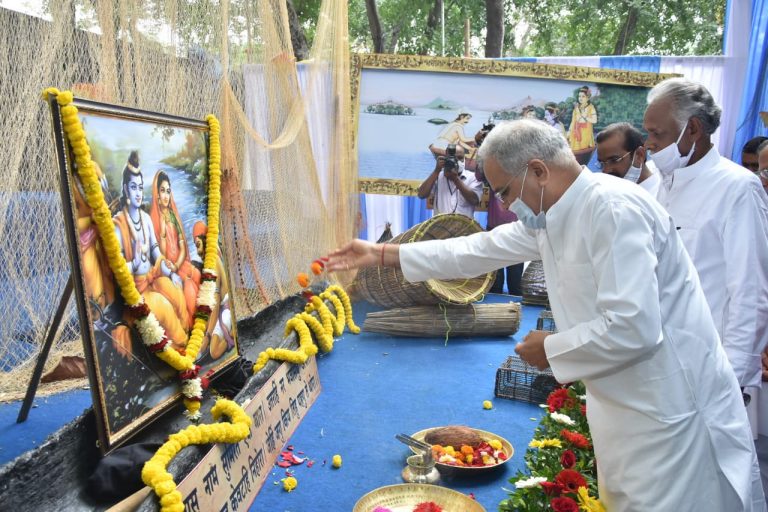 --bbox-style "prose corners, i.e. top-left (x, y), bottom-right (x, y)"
top-left (560, 429), bottom-right (590, 449)
top-left (550, 496), bottom-right (579, 512)
top-left (555, 469), bottom-right (587, 494)
top-left (580, 404), bottom-right (587, 417)
top-left (560, 449), bottom-right (577, 469)
top-left (541, 481), bottom-right (564, 496)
